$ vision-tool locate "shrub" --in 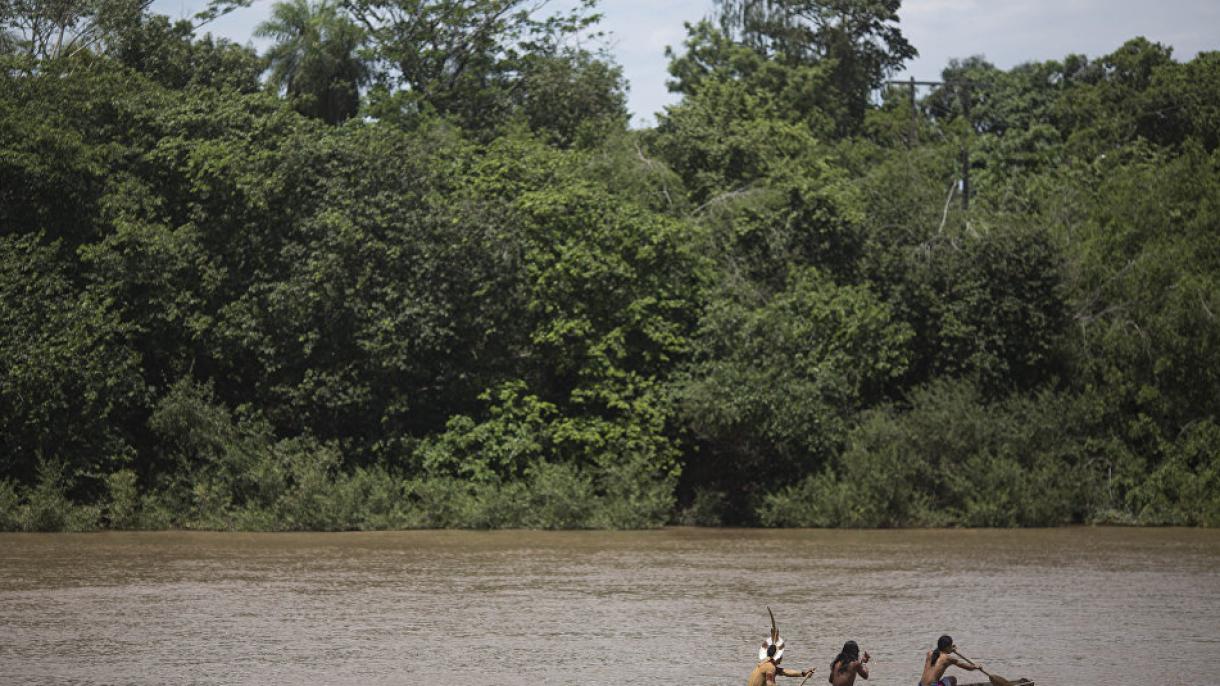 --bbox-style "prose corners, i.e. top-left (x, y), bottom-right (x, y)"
top-left (1129, 420), bottom-right (1220, 526)
top-left (104, 469), bottom-right (141, 529)
top-left (0, 479), bottom-right (20, 531)
top-left (762, 380), bottom-right (1094, 527)
top-left (20, 460), bottom-right (97, 532)
top-left (677, 487), bottom-right (729, 526)
top-left (522, 461), bottom-right (596, 529)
